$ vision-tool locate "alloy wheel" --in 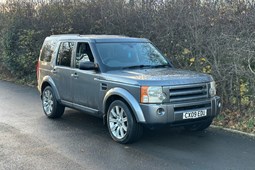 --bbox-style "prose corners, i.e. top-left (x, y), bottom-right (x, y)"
top-left (109, 105), bottom-right (128, 139)
top-left (42, 89), bottom-right (54, 115)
